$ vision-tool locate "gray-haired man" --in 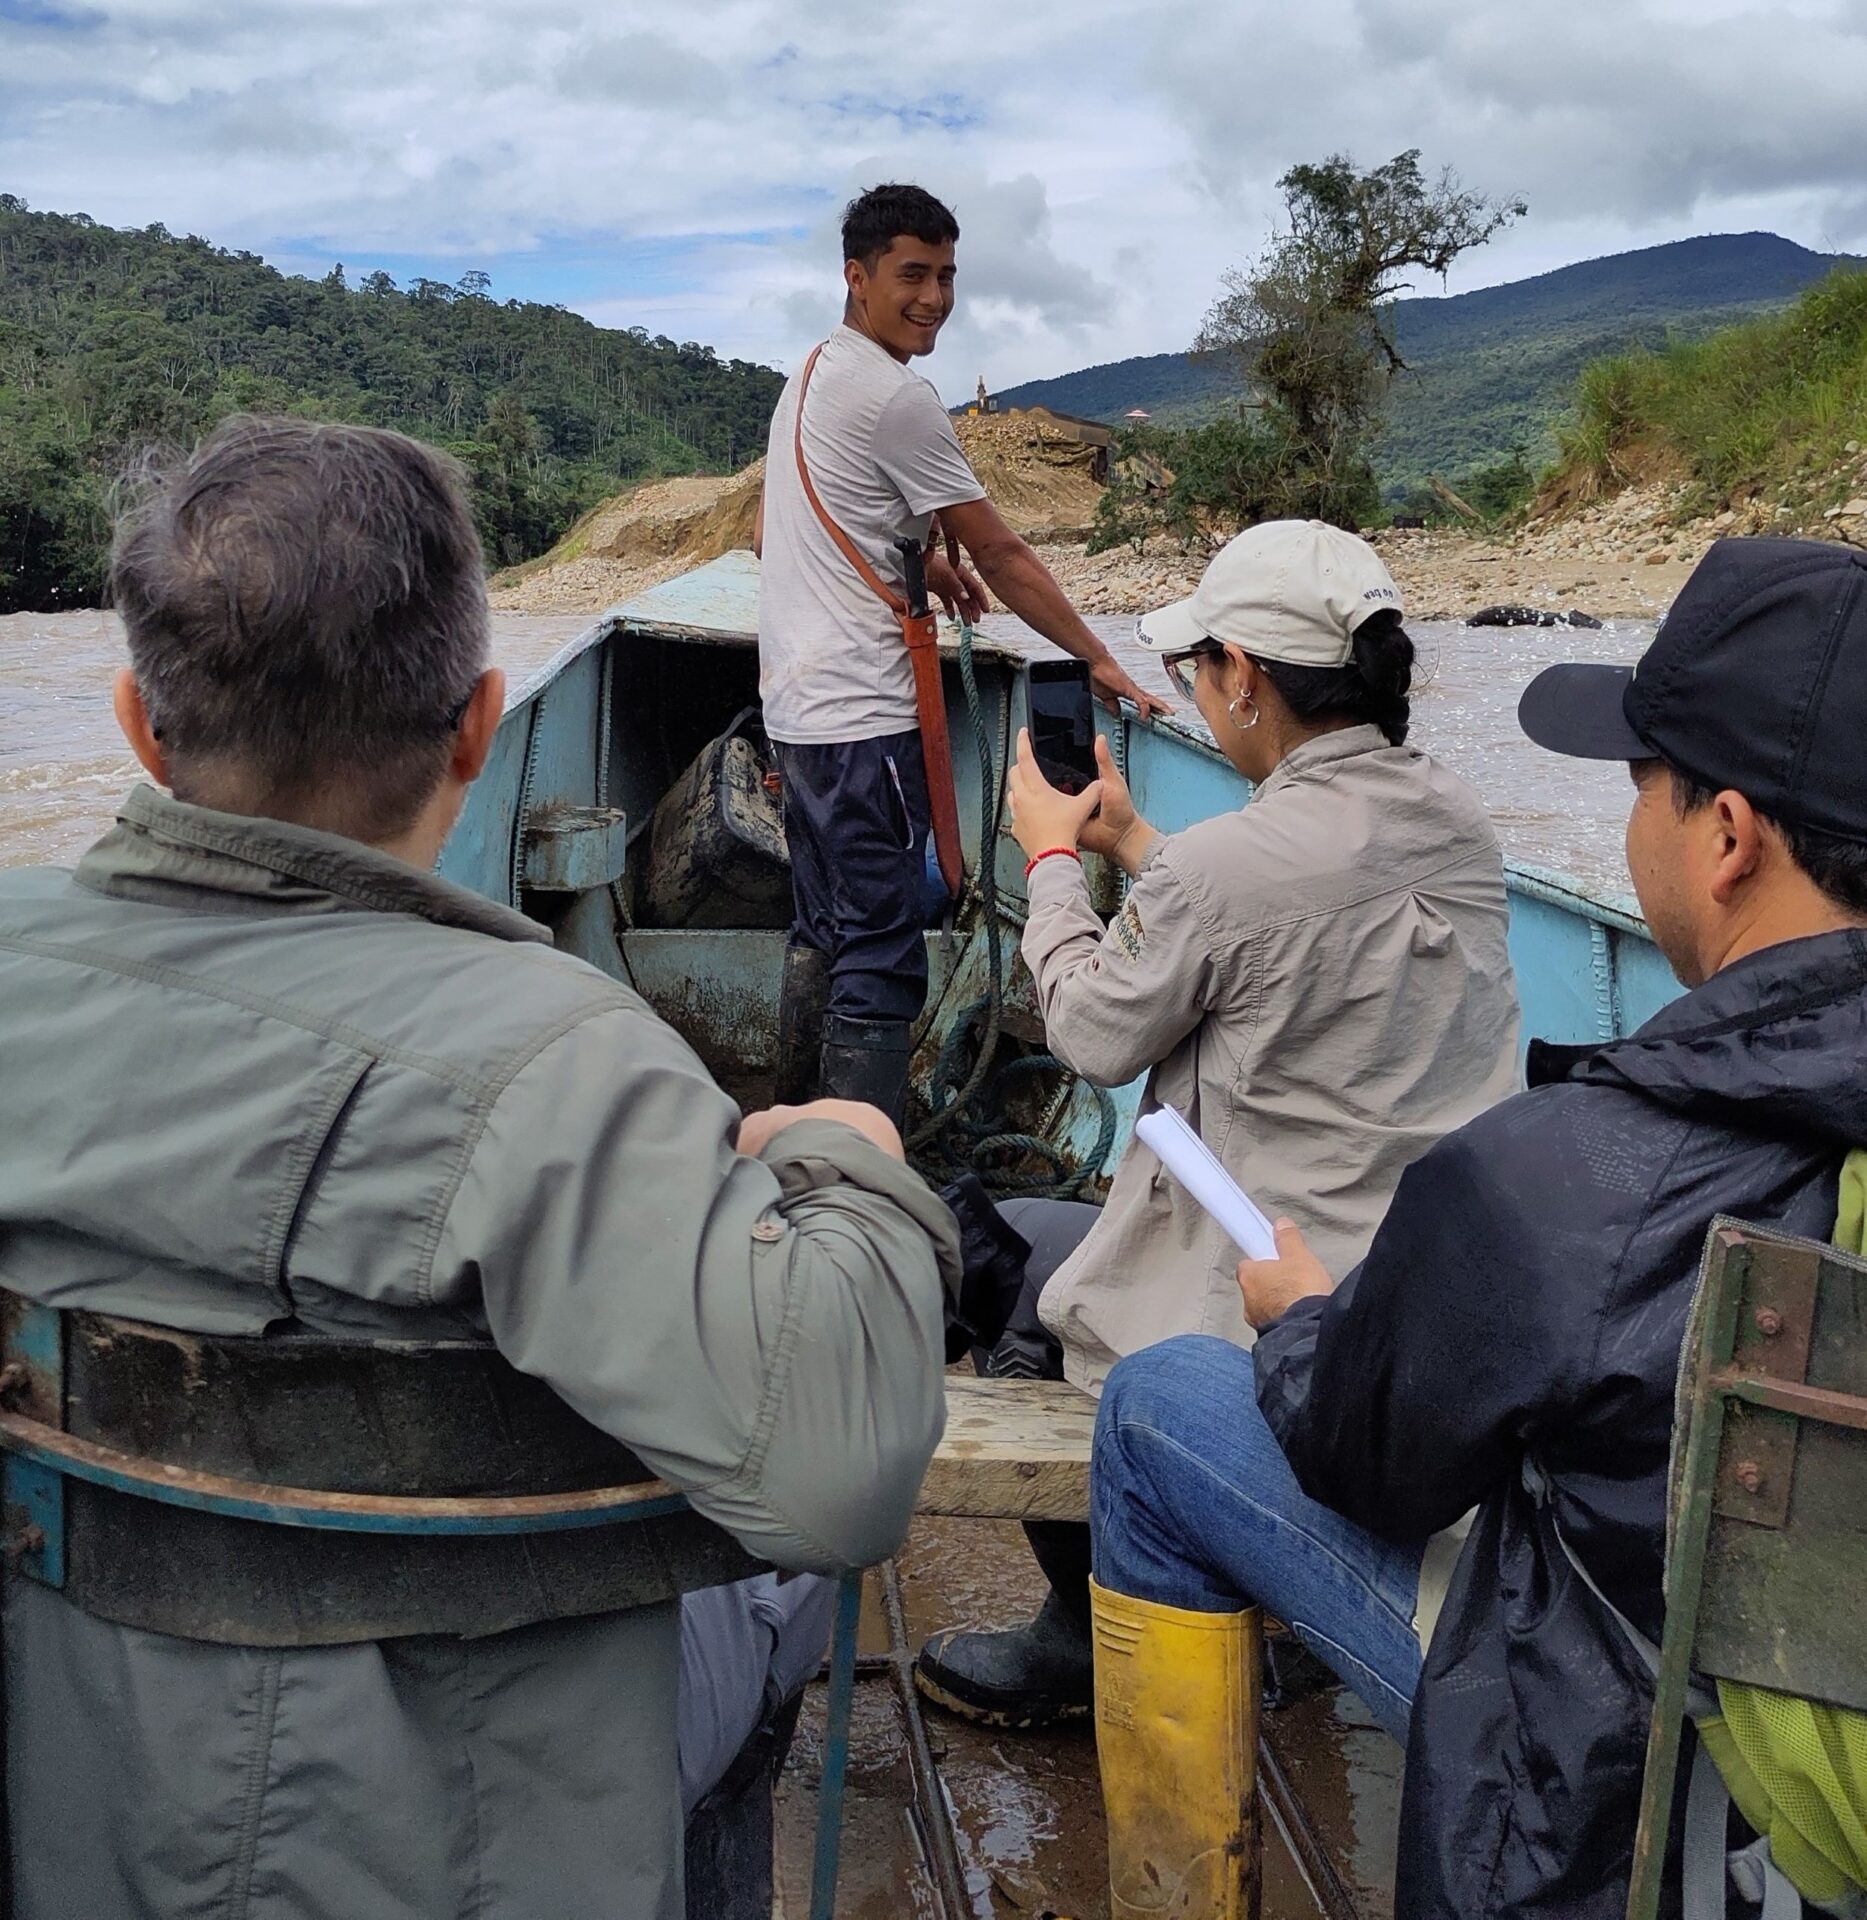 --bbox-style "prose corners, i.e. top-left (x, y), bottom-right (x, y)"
top-left (0, 416), bottom-right (957, 1919)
